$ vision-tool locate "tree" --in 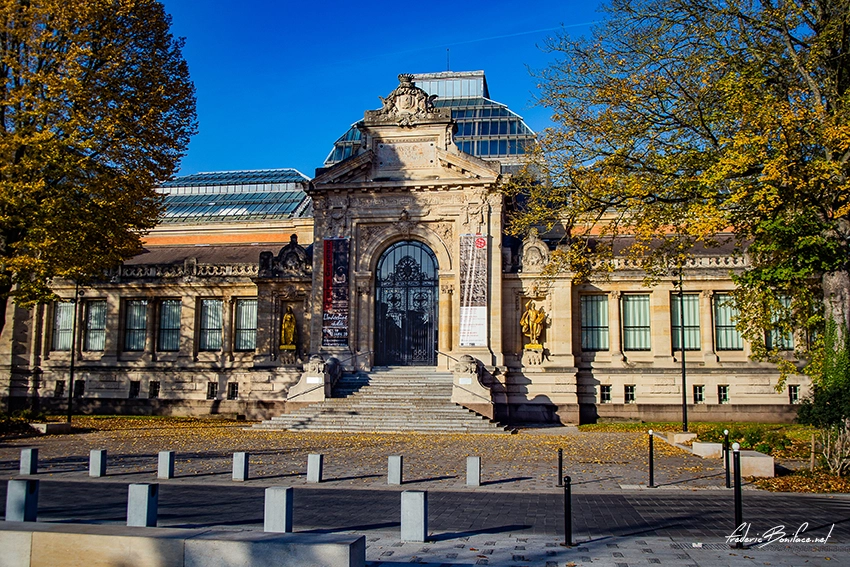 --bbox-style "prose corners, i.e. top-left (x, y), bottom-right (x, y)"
top-left (0, 0), bottom-right (196, 333)
top-left (508, 0), bottom-right (850, 379)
